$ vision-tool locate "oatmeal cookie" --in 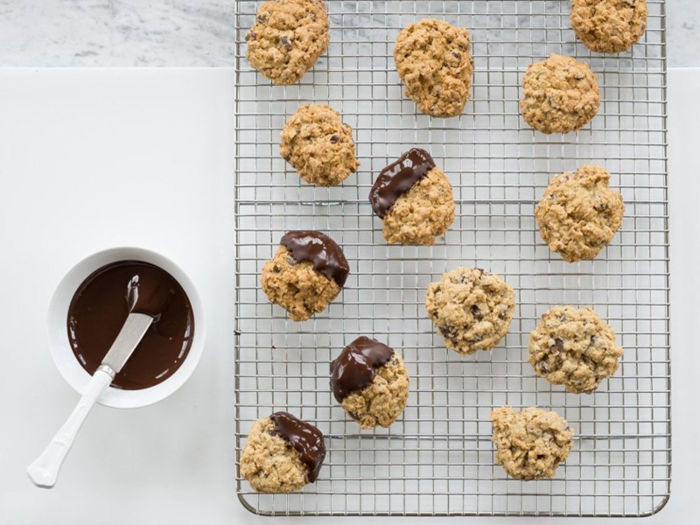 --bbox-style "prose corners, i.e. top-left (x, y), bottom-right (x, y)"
top-left (528, 305), bottom-right (623, 394)
top-left (571, 0), bottom-right (648, 54)
top-left (330, 337), bottom-right (410, 429)
top-left (520, 53), bottom-right (600, 134)
top-left (394, 18), bottom-right (474, 118)
top-left (370, 148), bottom-right (455, 245)
top-left (425, 267), bottom-right (515, 356)
top-left (491, 406), bottom-right (574, 481)
top-left (280, 104), bottom-right (359, 186)
top-left (535, 165), bottom-right (625, 262)
top-left (245, 0), bottom-right (330, 85)
top-left (241, 412), bottom-right (326, 492)
top-left (261, 231), bottom-right (349, 321)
